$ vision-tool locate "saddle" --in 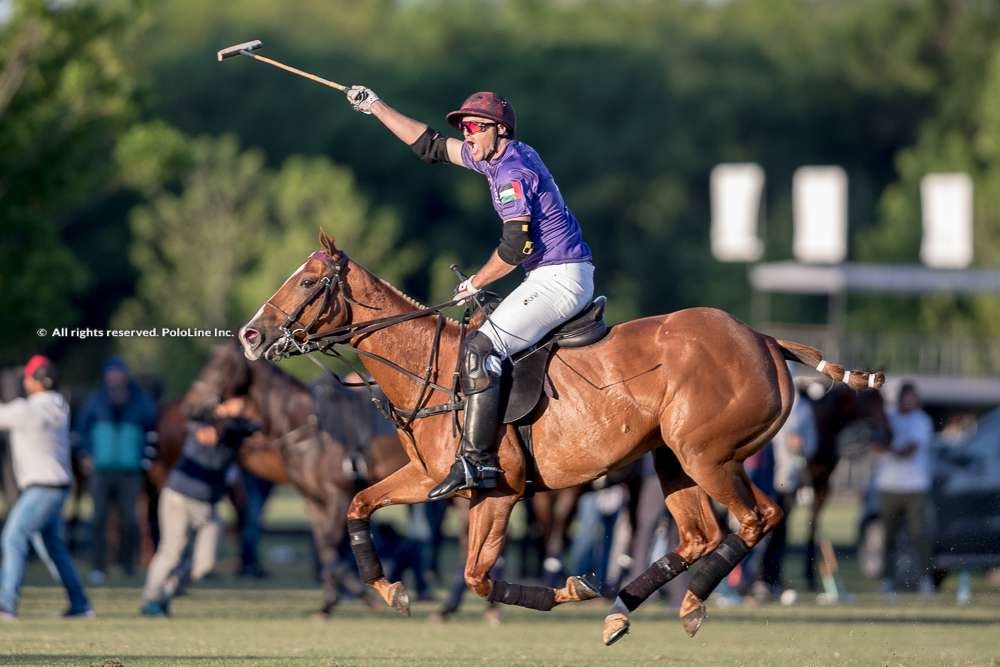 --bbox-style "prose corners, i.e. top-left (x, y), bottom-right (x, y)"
top-left (501, 295), bottom-right (609, 424)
